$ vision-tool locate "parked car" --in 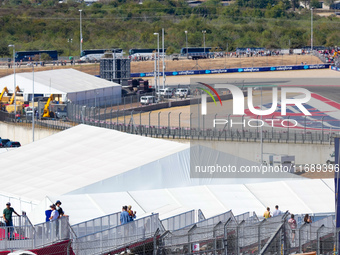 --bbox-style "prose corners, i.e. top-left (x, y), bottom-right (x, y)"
top-left (5, 141), bottom-right (21, 148)
top-left (140, 96), bottom-right (158, 105)
top-left (326, 152), bottom-right (335, 164)
top-left (55, 109), bottom-right (67, 119)
top-left (175, 88), bottom-right (189, 98)
top-left (171, 54), bottom-right (180, 61)
top-left (157, 88), bottom-right (173, 98)
top-left (0, 139), bottom-right (10, 147)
